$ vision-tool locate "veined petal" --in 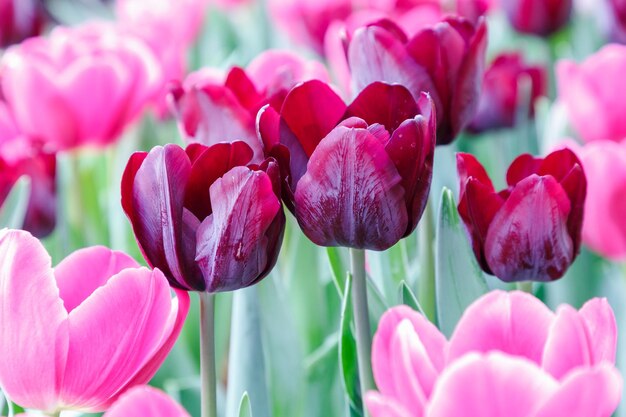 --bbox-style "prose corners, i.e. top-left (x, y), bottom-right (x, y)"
top-left (103, 386), bottom-right (190, 417)
top-left (365, 392), bottom-right (414, 417)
